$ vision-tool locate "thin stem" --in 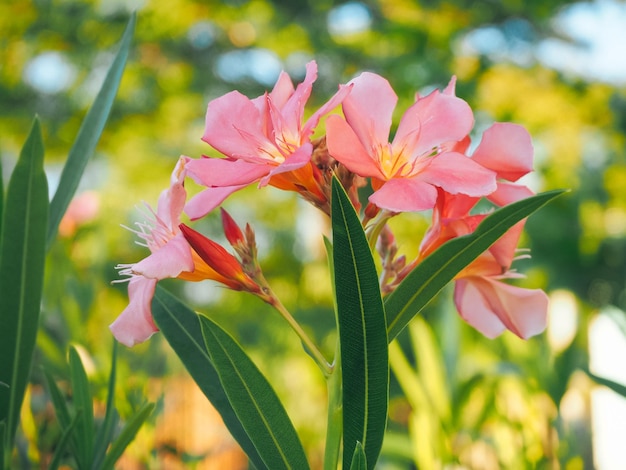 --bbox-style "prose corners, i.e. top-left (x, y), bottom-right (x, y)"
top-left (323, 343), bottom-right (343, 470)
top-left (268, 293), bottom-right (333, 377)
